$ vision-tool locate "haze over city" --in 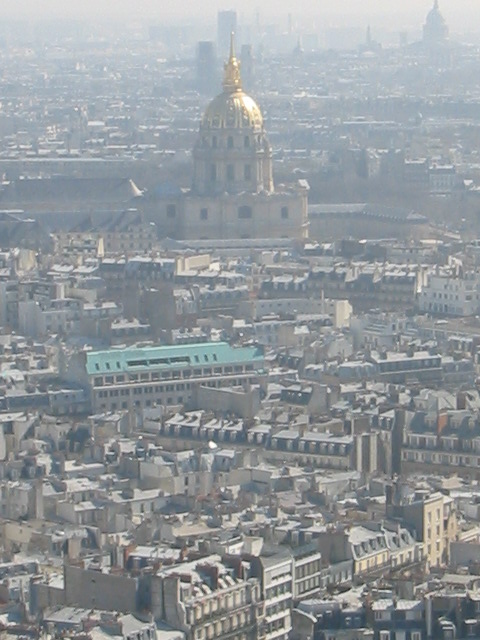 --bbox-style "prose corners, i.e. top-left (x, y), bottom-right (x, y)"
top-left (1, 0), bottom-right (479, 31)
